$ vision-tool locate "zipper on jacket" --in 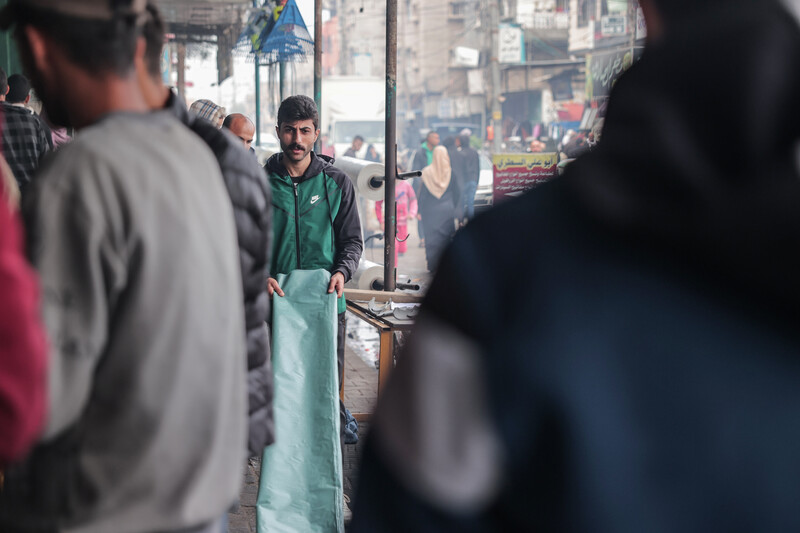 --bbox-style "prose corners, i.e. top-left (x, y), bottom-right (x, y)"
top-left (293, 181), bottom-right (301, 269)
